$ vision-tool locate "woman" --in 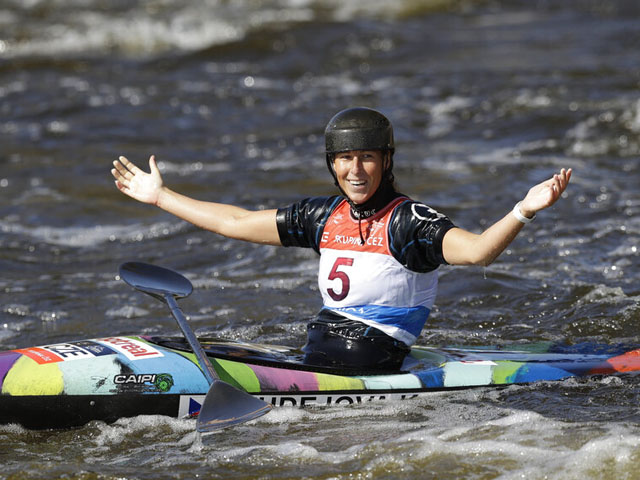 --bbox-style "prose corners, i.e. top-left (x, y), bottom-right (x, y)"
top-left (112, 107), bottom-right (571, 372)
